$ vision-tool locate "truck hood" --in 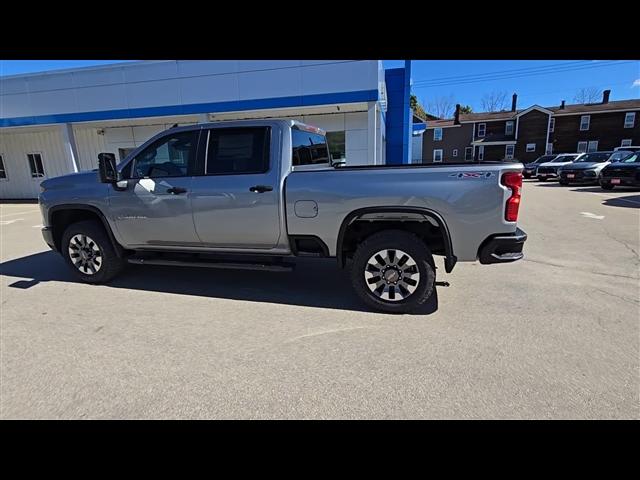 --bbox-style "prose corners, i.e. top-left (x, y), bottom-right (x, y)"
top-left (539, 161), bottom-right (573, 167)
top-left (40, 170), bottom-right (100, 191)
top-left (565, 162), bottom-right (609, 170)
